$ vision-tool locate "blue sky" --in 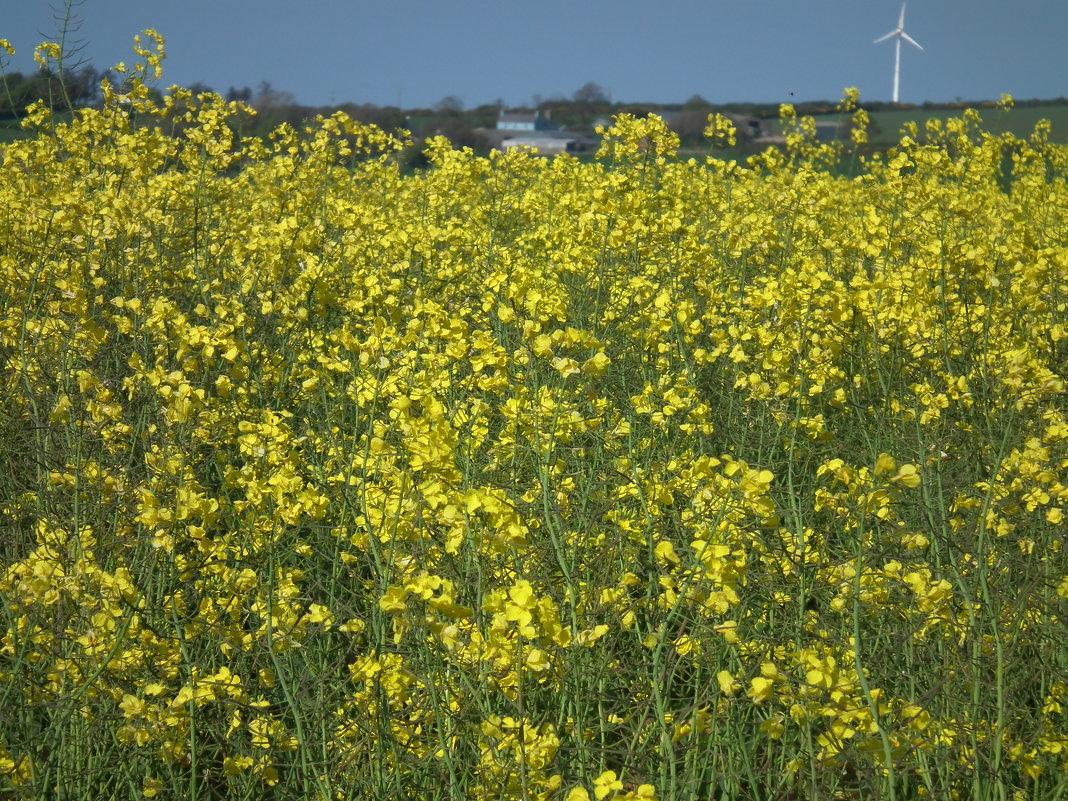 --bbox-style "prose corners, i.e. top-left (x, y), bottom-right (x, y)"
top-left (4, 0), bottom-right (1066, 109)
